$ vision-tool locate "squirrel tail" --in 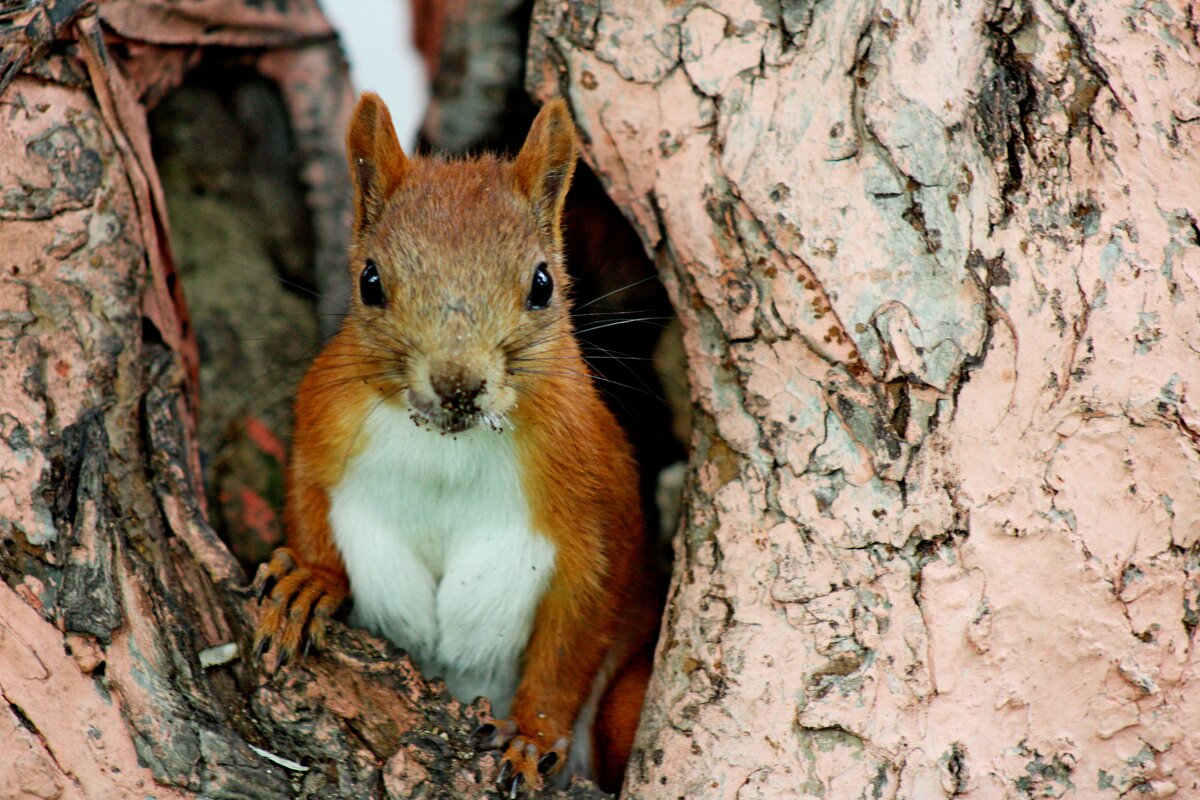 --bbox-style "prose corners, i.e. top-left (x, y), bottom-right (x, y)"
top-left (591, 642), bottom-right (655, 793)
